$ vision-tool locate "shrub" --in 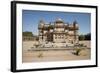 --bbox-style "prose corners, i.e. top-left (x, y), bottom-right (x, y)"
top-left (75, 48), bottom-right (82, 56)
top-left (38, 53), bottom-right (43, 58)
